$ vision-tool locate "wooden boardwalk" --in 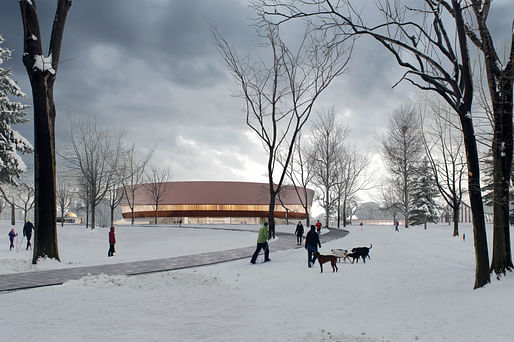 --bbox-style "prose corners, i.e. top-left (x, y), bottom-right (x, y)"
top-left (0, 228), bottom-right (348, 292)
